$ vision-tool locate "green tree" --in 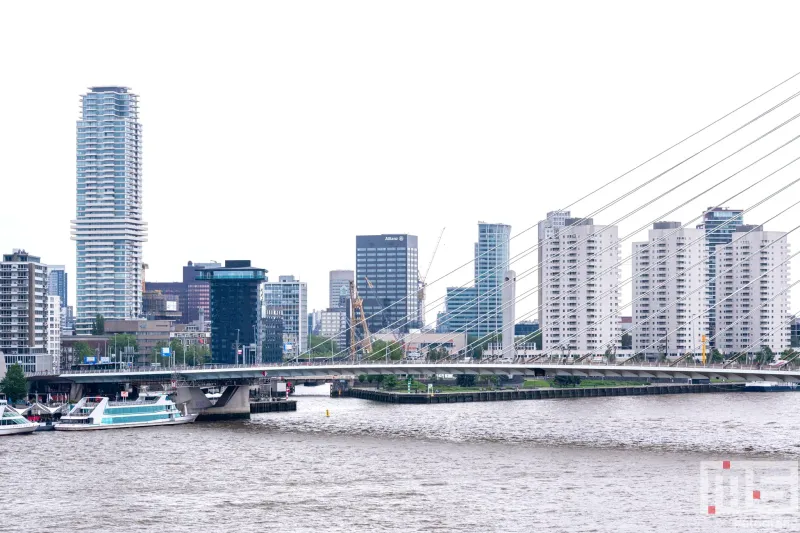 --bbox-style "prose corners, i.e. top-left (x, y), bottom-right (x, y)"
top-left (169, 339), bottom-right (185, 364)
top-left (427, 347), bottom-right (448, 361)
top-left (710, 348), bottom-right (724, 364)
top-left (383, 375), bottom-right (398, 390)
top-left (373, 374), bottom-right (385, 388)
top-left (308, 335), bottom-right (338, 356)
top-left (604, 344), bottom-right (616, 364)
top-left (520, 330), bottom-right (542, 350)
top-left (0, 363), bottom-right (28, 402)
top-left (553, 375), bottom-right (581, 387)
top-left (755, 346), bottom-right (775, 367)
top-left (91, 314), bottom-right (105, 335)
top-left (620, 333), bottom-right (632, 350)
top-left (368, 340), bottom-right (403, 361)
top-left (358, 374), bottom-right (367, 383)
top-left (110, 334), bottom-right (138, 360)
top-left (184, 344), bottom-right (210, 366)
top-left (456, 374), bottom-right (476, 387)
